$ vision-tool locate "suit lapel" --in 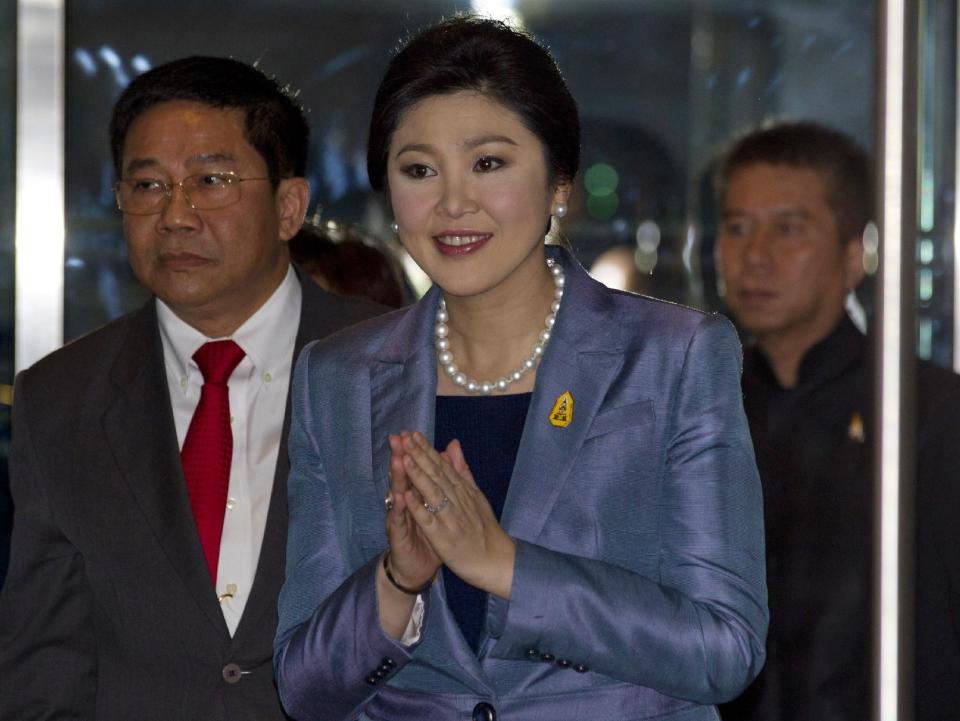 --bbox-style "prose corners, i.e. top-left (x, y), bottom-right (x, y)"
top-left (234, 274), bottom-right (358, 642)
top-left (502, 250), bottom-right (624, 543)
top-left (102, 303), bottom-right (229, 635)
top-left (101, 278), bottom-right (385, 645)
